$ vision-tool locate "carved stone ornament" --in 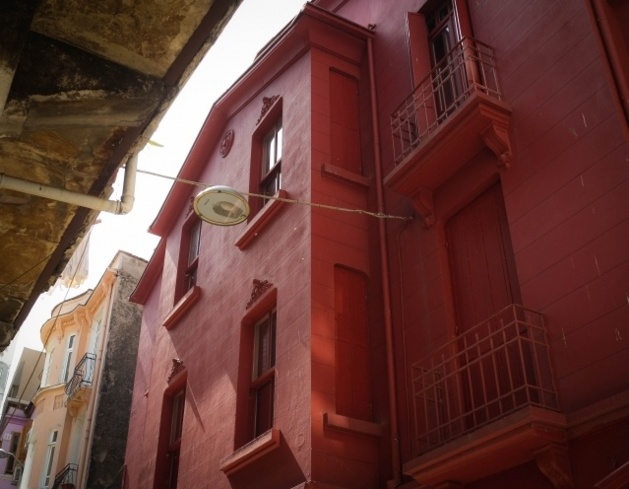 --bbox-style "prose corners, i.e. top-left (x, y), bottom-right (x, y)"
top-left (246, 279), bottom-right (272, 309)
top-left (219, 129), bottom-right (235, 157)
top-left (257, 95), bottom-right (279, 125)
top-left (168, 358), bottom-right (185, 382)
